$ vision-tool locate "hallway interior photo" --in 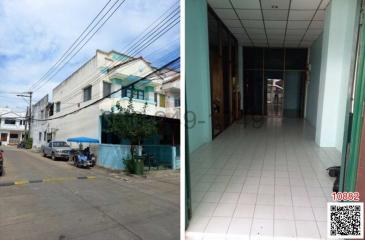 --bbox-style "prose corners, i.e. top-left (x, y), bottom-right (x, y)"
top-left (185, 0), bottom-right (362, 238)
top-left (186, 119), bottom-right (339, 239)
